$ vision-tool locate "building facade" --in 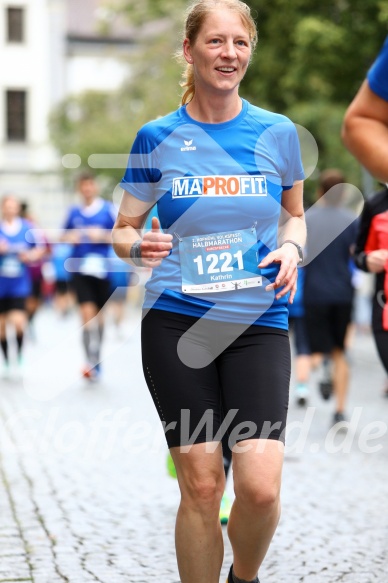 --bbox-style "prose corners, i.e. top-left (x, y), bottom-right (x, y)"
top-left (0, 0), bottom-right (135, 226)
